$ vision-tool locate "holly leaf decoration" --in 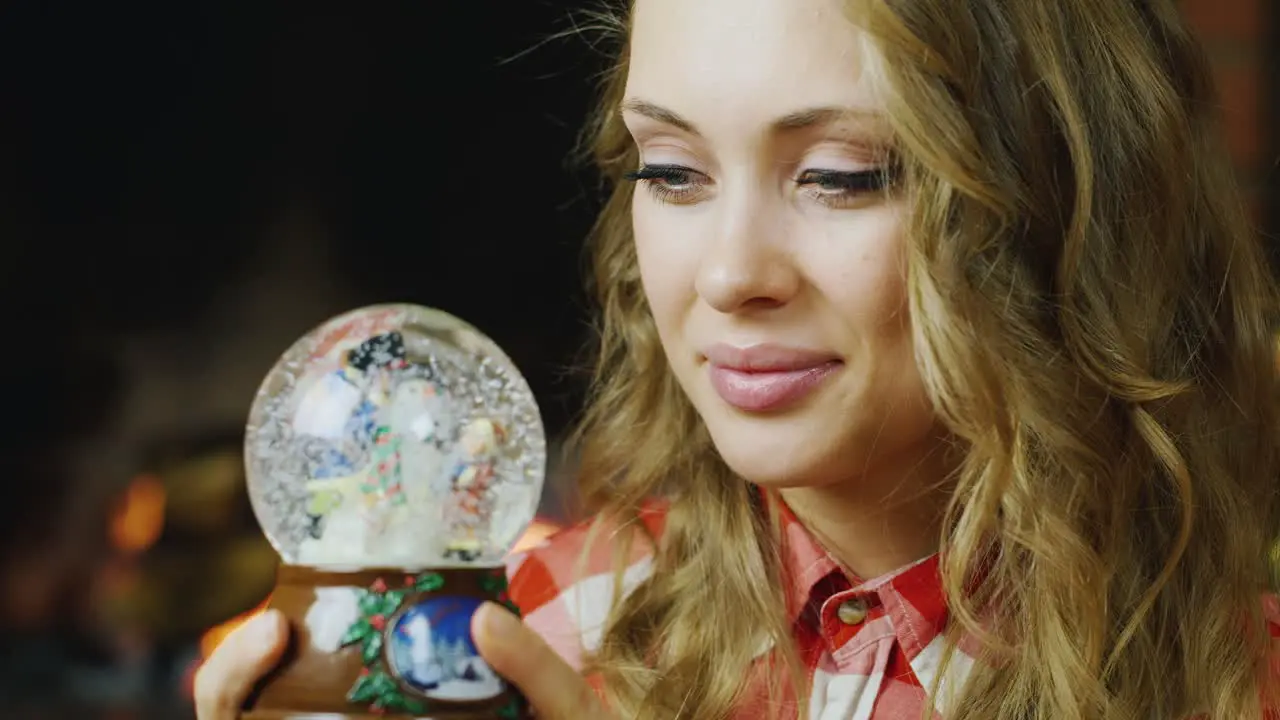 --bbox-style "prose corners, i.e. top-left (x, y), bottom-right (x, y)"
top-left (341, 577), bottom-right (424, 713)
top-left (340, 618), bottom-right (373, 647)
top-left (478, 572), bottom-right (508, 595)
top-left (347, 672), bottom-right (377, 704)
top-left (356, 669), bottom-right (419, 715)
top-left (477, 571), bottom-right (522, 617)
top-left (362, 631), bottom-right (384, 666)
top-left (382, 693), bottom-right (428, 714)
top-left (414, 572), bottom-right (445, 593)
top-left (372, 670), bottom-right (399, 695)
top-left (343, 580), bottom-right (405, 652)
top-left (357, 589), bottom-right (383, 616)
top-left (382, 589), bottom-right (407, 614)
